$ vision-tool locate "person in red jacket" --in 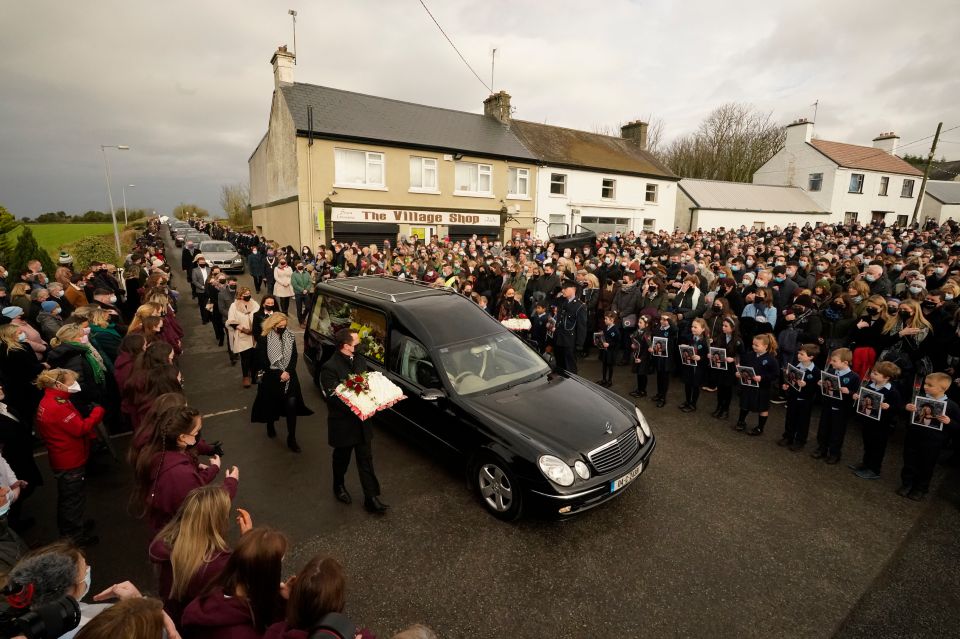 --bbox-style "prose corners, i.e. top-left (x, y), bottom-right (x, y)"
top-left (34, 368), bottom-right (105, 546)
top-left (132, 403), bottom-right (238, 535)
